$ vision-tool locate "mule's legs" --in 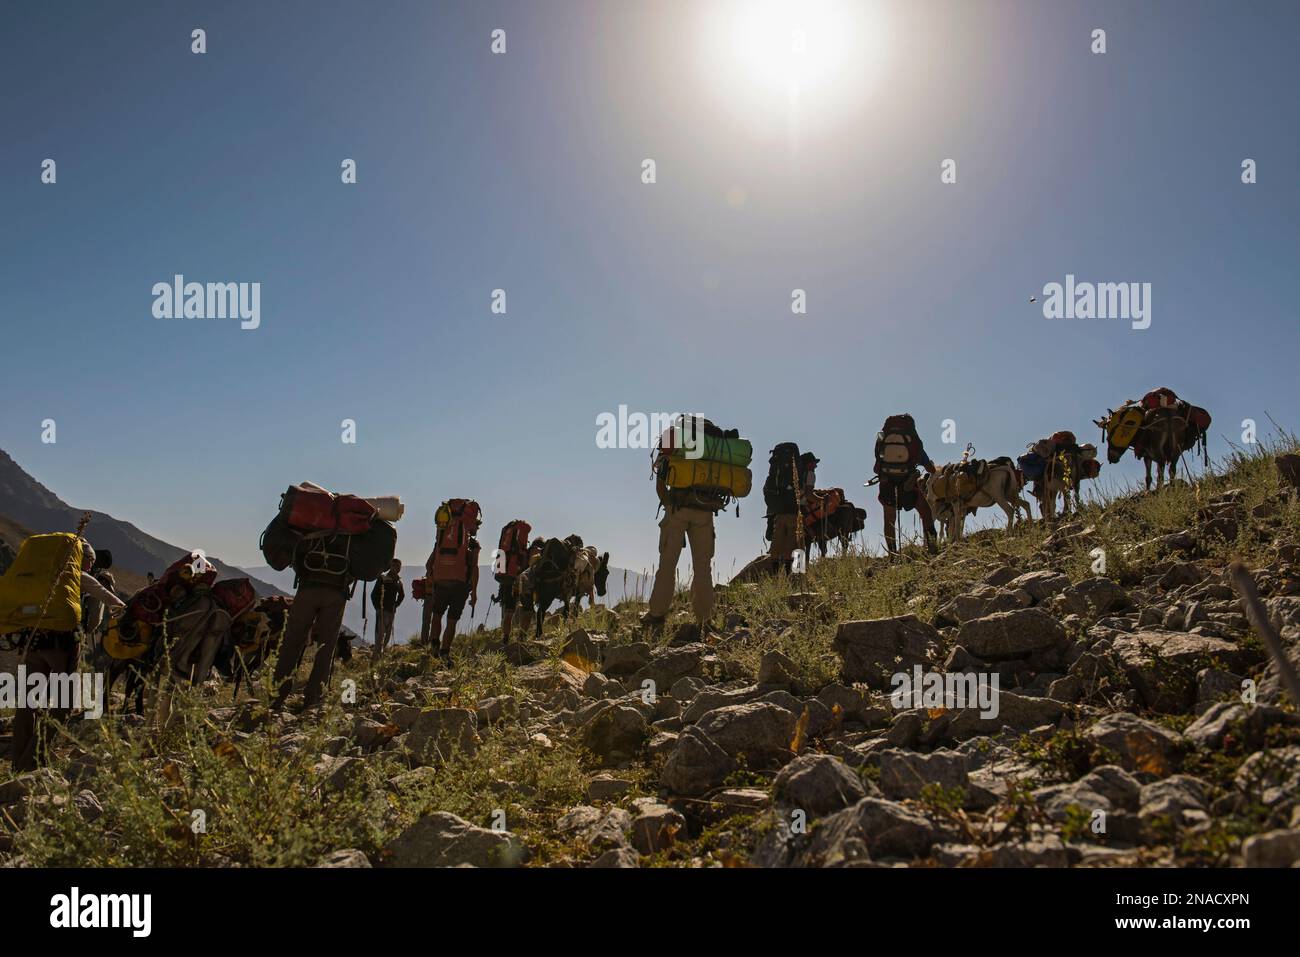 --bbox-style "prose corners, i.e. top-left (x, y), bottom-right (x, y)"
top-left (1144, 458), bottom-right (1153, 491)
